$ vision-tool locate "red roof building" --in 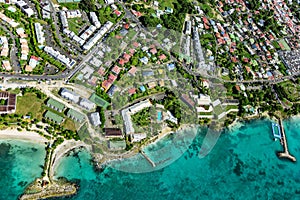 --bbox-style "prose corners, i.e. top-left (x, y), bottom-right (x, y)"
top-left (150, 48), bottom-right (157, 55)
top-left (128, 66), bottom-right (137, 76)
top-left (102, 80), bottom-right (112, 91)
top-left (119, 59), bottom-right (125, 66)
top-left (111, 65), bottom-right (121, 75)
top-left (98, 67), bottom-right (106, 76)
top-left (108, 73), bottom-right (117, 83)
top-left (159, 54), bottom-right (166, 60)
top-left (128, 88), bottom-right (136, 95)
